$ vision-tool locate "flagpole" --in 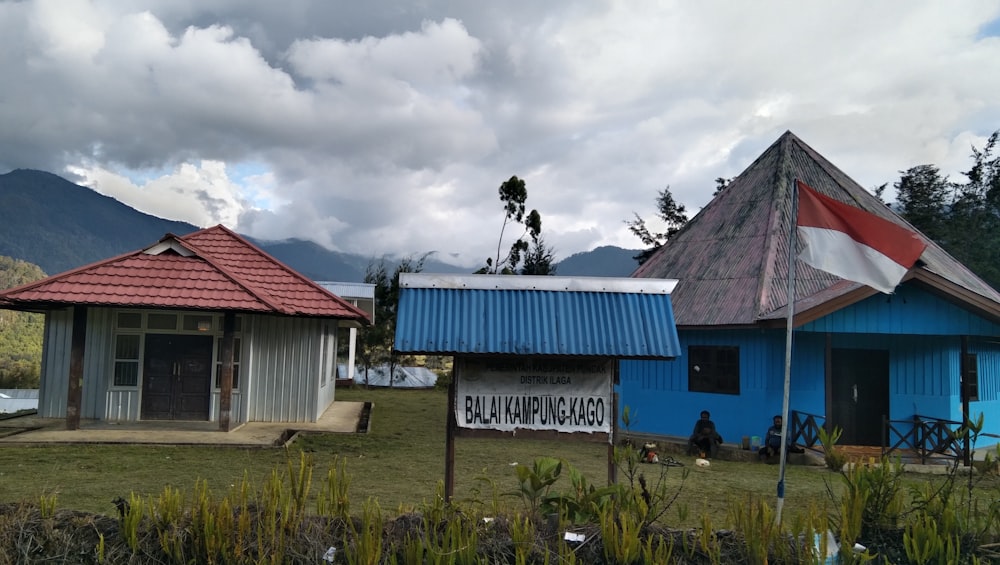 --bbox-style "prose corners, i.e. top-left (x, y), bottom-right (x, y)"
top-left (776, 179), bottom-right (799, 524)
